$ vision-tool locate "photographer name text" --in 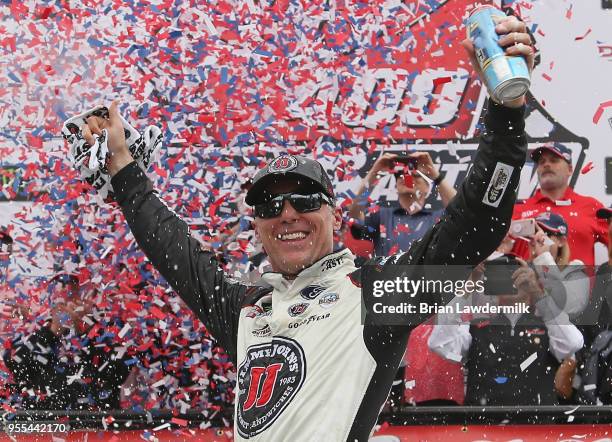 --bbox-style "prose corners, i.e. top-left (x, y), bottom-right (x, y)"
top-left (372, 302), bottom-right (530, 315)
